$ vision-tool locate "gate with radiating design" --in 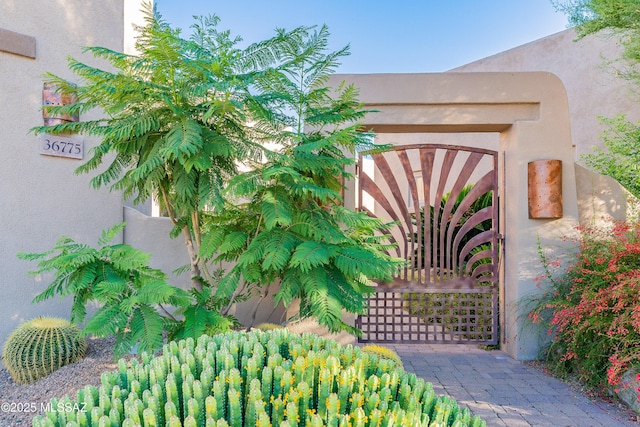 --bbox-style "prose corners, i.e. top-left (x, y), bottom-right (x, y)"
top-left (356, 144), bottom-right (500, 344)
